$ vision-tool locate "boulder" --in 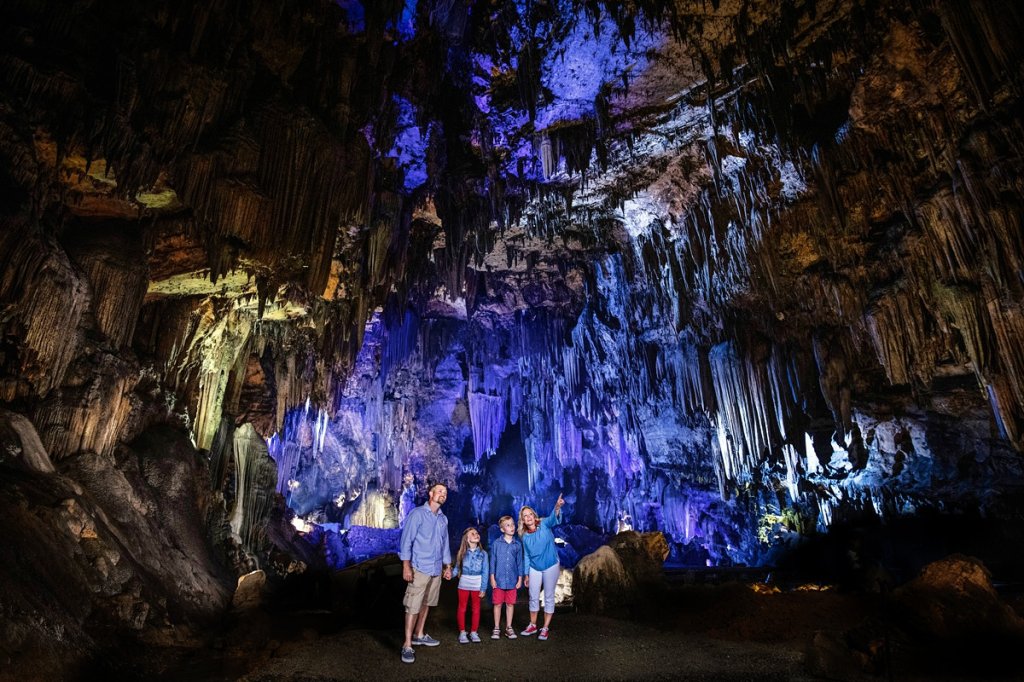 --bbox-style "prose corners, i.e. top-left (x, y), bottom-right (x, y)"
top-left (893, 554), bottom-right (1024, 642)
top-left (608, 530), bottom-right (670, 586)
top-left (572, 545), bottom-right (634, 615)
top-left (232, 570), bottom-right (268, 611)
top-left (572, 531), bottom-right (669, 615)
top-left (805, 631), bottom-right (873, 680)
